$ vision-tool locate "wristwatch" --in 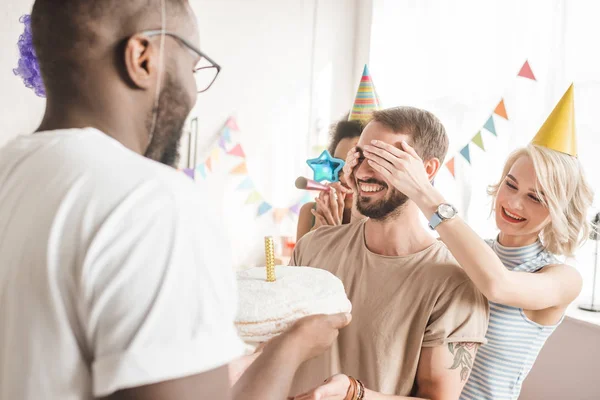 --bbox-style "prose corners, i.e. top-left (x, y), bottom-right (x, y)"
top-left (428, 203), bottom-right (458, 230)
